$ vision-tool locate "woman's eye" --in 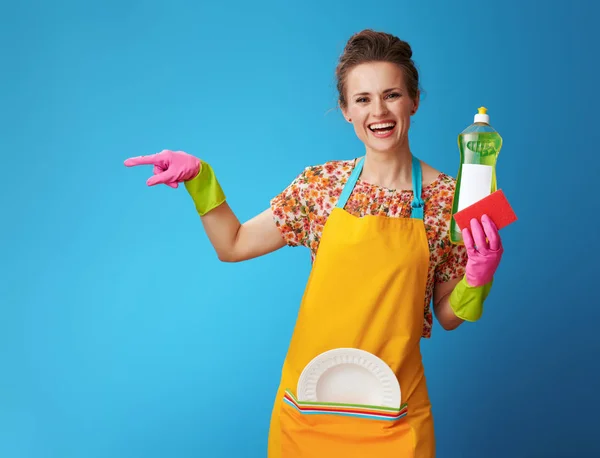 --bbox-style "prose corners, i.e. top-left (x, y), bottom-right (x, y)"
top-left (386, 92), bottom-right (401, 99)
top-left (356, 97), bottom-right (368, 103)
